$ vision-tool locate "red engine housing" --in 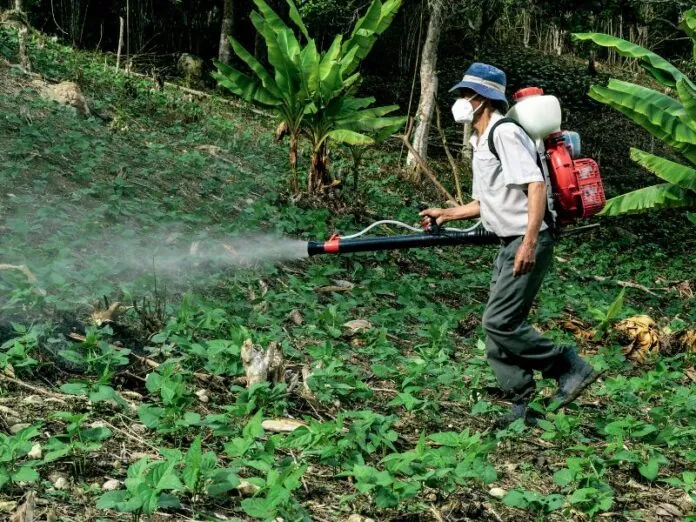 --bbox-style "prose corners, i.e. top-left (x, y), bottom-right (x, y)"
top-left (544, 132), bottom-right (605, 225)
